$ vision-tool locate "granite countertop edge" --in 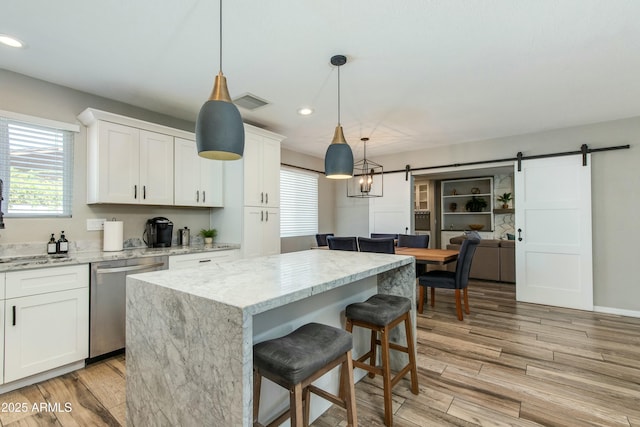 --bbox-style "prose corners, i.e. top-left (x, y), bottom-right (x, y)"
top-left (0, 244), bottom-right (241, 272)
